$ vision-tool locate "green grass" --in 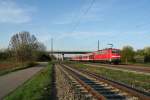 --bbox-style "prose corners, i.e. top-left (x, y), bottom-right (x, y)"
top-left (127, 62), bottom-right (150, 67)
top-left (4, 63), bottom-right (52, 100)
top-left (68, 63), bottom-right (150, 92)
